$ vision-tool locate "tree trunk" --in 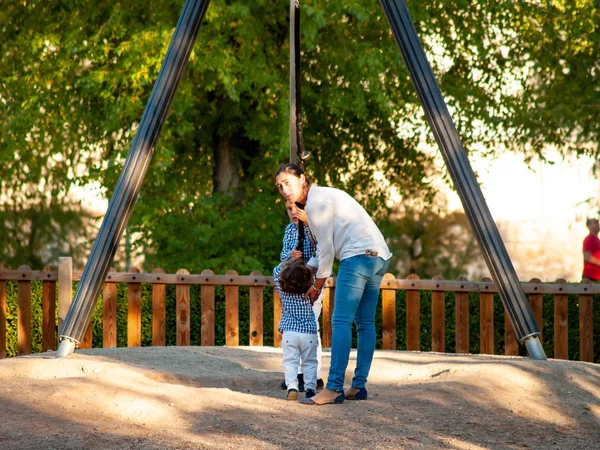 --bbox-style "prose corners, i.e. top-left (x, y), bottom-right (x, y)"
top-left (213, 135), bottom-right (242, 194)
